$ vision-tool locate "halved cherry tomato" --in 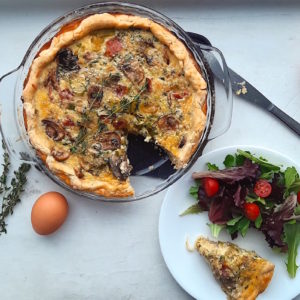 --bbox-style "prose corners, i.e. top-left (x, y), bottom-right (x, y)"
top-left (254, 179), bottom-right (272, 198)
top-left (297, 191), bottom-right (300, 204)
top-left (244, 203), bottom-right (260, 221)
top-left (202, 178), bottom-right (219, 197)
